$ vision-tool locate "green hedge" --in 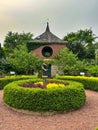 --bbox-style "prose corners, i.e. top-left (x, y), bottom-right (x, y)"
top-left (3, 79), bottom-right (86, 112)
top-left (55, 76), bottom-right (98, 91)
top-left (0, 75), bottom-right (37, 90)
